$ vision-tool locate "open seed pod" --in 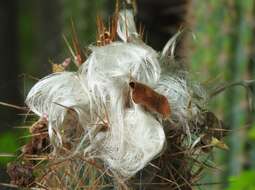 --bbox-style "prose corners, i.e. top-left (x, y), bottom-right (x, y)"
top-left (6, 9), bottom-right (229, 190)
